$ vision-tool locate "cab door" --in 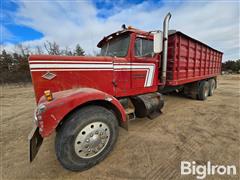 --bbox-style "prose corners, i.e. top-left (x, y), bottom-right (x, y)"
top-left (113, 57), bottom-right (131, 97)
top-left (131, 35), bottom-right (159, 91)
